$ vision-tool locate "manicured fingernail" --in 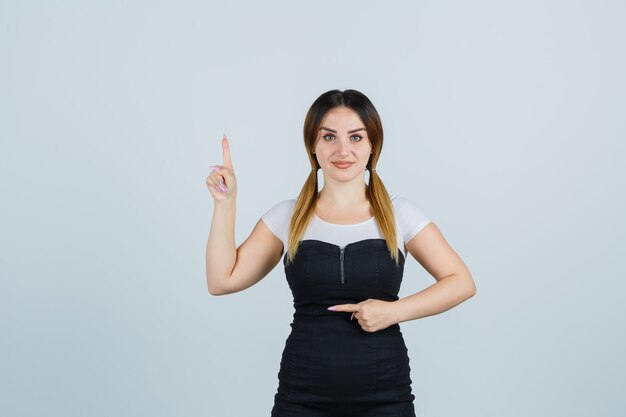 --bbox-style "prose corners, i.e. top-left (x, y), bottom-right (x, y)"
top-left (327, 306), bottom-right (336, 311)
top-left (217, 183), bottom-right (226, 193)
